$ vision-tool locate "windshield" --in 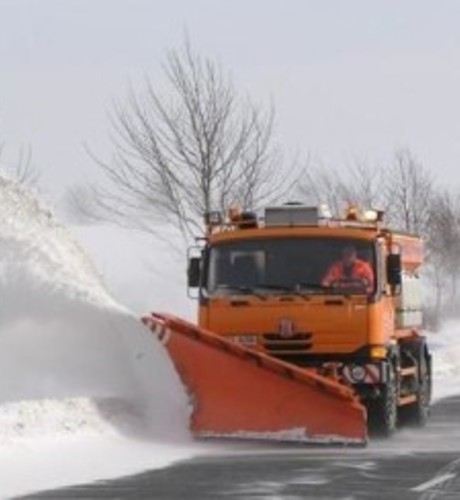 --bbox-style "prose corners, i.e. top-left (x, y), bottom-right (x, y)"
top-left (205, 237), bottom-right (376, 297)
